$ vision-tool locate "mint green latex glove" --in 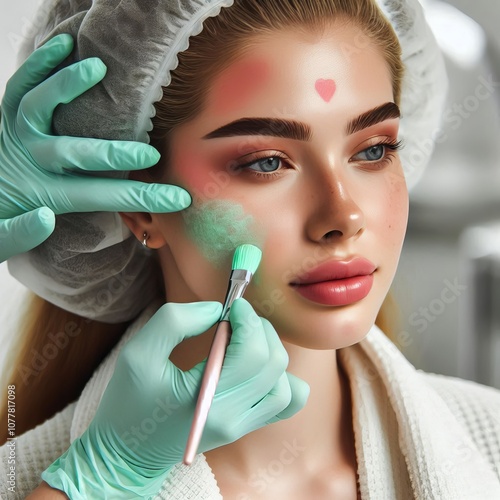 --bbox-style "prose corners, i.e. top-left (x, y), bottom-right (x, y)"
top-left (42, 299), bottom-right (309, 499)
top-left (0, 33), bottom-right (191, 263)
